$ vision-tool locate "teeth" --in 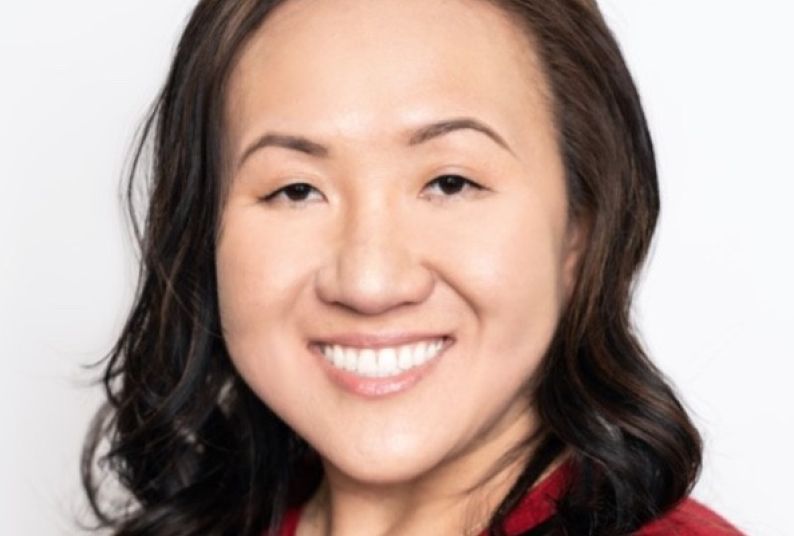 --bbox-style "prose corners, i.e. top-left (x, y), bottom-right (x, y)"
top-left (319, 338), bottom-right (446, 378)
top-left (397, 345), bottom-right (413, 370)
top-left (332, 345), bottom-right (345, 368)
top-left (414, 341), bottom-right (429, 366)
top-left (343, 347), bottom-right (357, 371)
top-left (377, 347), bottom-right (398, 377)
top-left (359, 349), bottom-right (377, 376)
